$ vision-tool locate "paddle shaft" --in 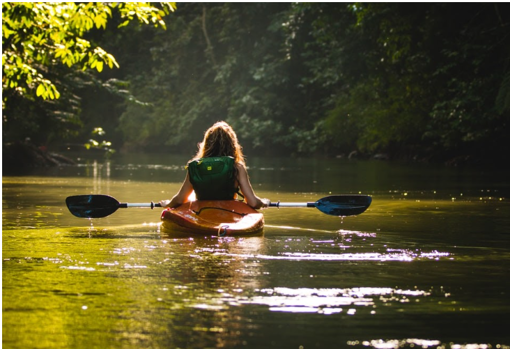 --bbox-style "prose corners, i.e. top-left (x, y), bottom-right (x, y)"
top-left (120, 202), bottom-right (162, 209)
top-left (127, 202), bottom-right (312, 209)
top-left (269, 202), bottom-right (314, 208)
